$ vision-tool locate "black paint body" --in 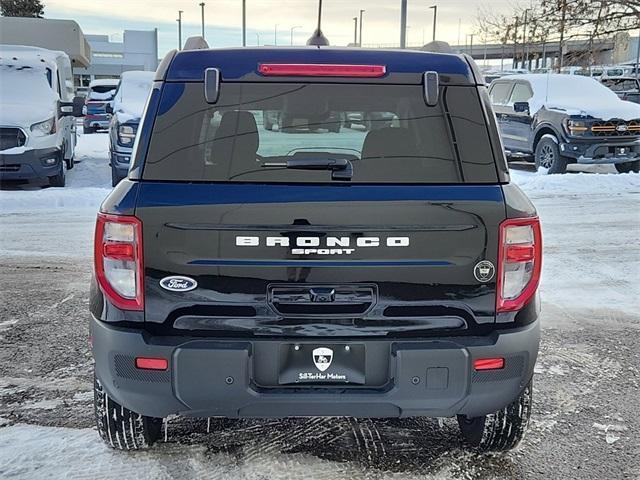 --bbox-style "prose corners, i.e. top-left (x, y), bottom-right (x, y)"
top-left (90, 47), bottom-right (540, 419)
